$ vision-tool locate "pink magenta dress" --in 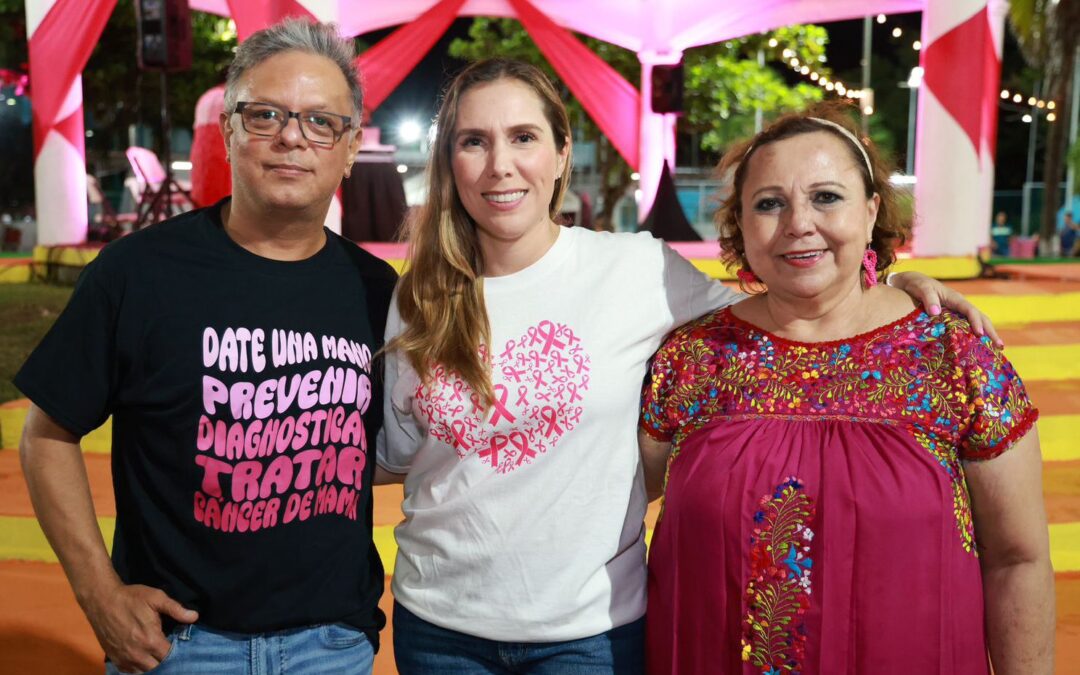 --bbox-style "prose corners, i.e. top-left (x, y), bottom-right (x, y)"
top-left (640, 307), bottom-right (1038, 675)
